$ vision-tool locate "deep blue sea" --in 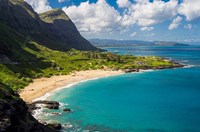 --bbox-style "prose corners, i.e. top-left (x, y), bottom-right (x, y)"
top-left (40, 46), bottom-right (200, 132)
